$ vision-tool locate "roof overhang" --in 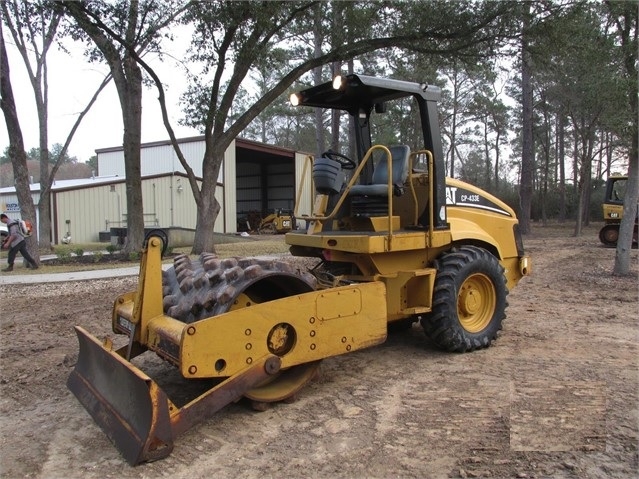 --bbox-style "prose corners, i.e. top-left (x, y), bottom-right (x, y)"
top-left (292, 74), bottom-right (441, 113)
